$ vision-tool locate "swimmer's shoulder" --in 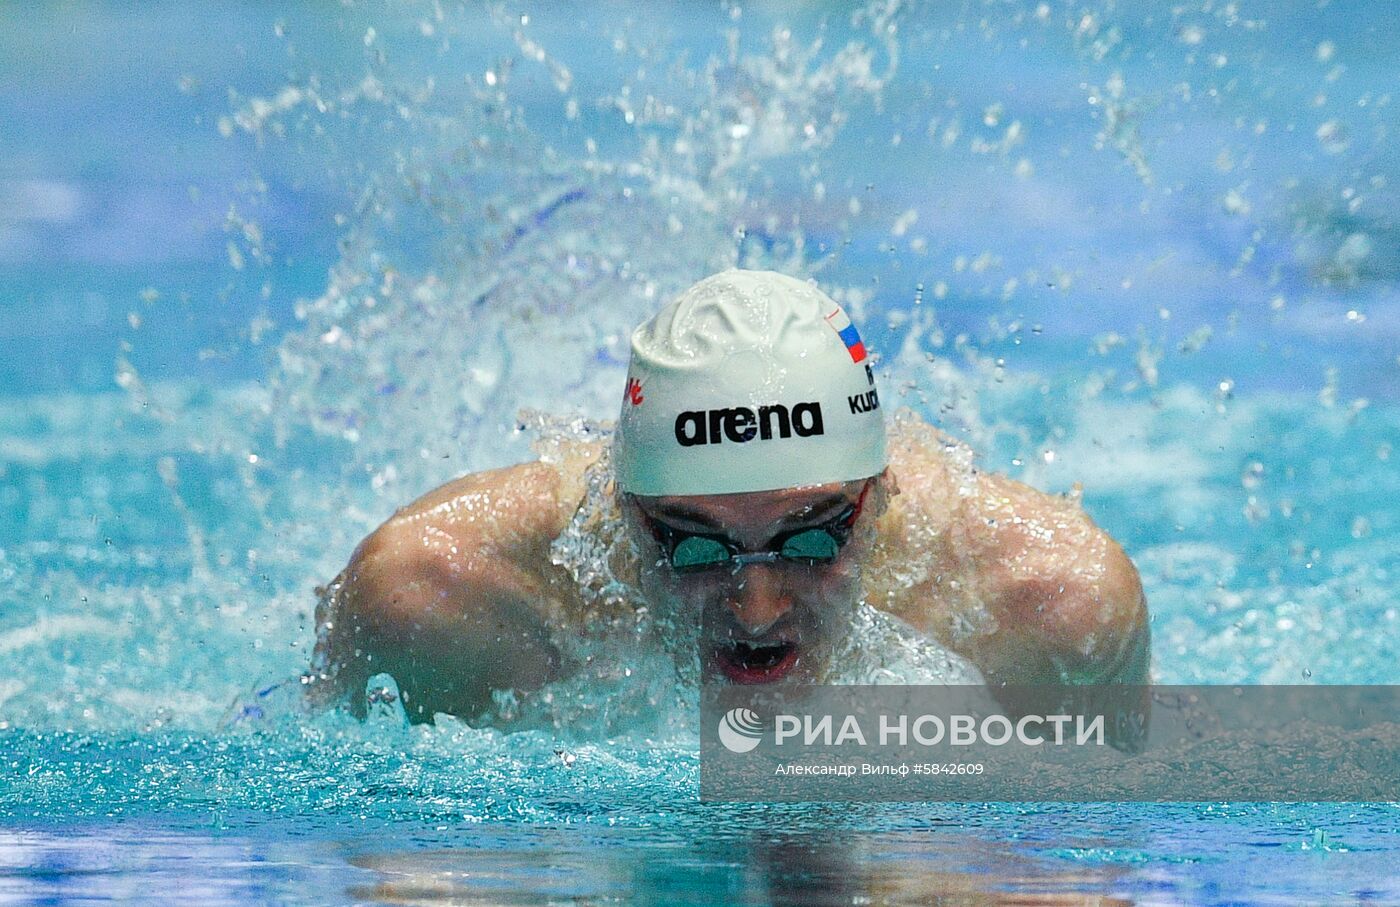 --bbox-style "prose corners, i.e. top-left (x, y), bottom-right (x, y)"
top-left (330, 440), bottom-right (605, 647)
top-left (879, 409), bottom-right (1102, 549)
top-left (370, 438), bottom-right (606, 562)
